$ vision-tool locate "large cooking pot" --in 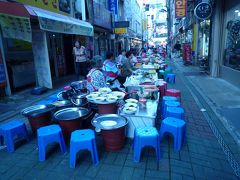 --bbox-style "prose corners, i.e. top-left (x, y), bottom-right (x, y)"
top-left (52, 100), bottom-right (72, 111)
top-left (71, 93), bottom-right (88, 107)
top-left (92, 114), bottom-right (128, 151)
top-left (21, 105), bottom-right (55, 133)
top-left (54, 107), bottom-right (91, 142)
